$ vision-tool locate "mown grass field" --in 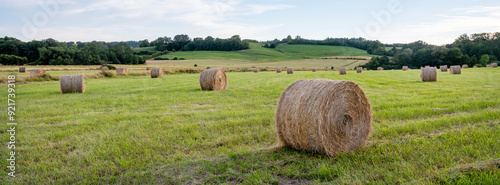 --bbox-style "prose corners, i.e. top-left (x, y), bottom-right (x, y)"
top-left (0, 68), bottom-right (499, 184)
top-left (155, 43), bottom-right (376, 61)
